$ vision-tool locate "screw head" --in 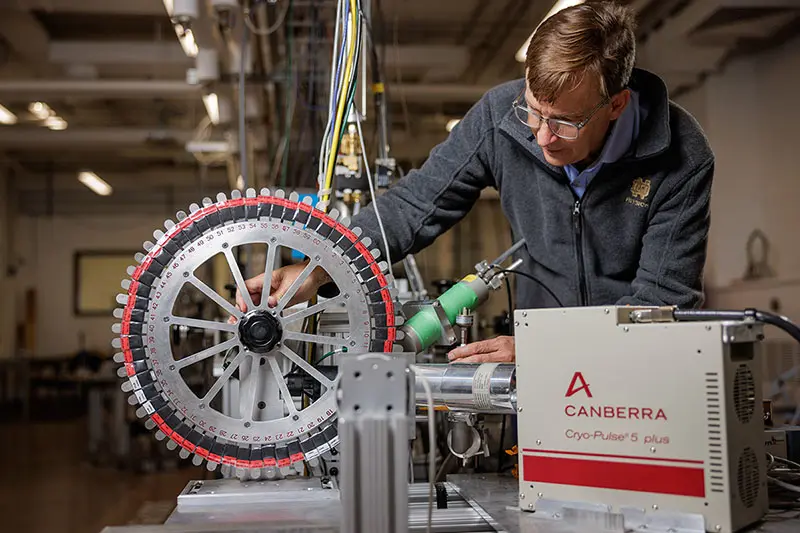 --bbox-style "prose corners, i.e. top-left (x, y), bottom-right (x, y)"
top-left (706, 325), bottom-right (712, 331)
top-left (244, 421), bottom-right (251, 428)
top-left (554, 513), bottom-right (561, 519)
top-left (350, 341), bottom-right (356, 347)
top-left (518, 407), bottom-right (524, 413)
top-left (199, 403), bottom-right (205, 409)
top-left (163, 316), bottom-right (170, 322)
top-left (514, 321), bottom-right (520, 327)
top-left (169, 365), bottom-right (175, 371)
top-left (519, 493), bottom-right (525, 499)
top-left (652, 504), bottom-right (659, 510)
top-left (623, 326), bottom-right (630, 332)
top-left (528, 503), bottom-right (534, 509)
top-left (604, 308), bottom-right (610, 314)
top-left (344, 293), bottom-right (350, 299)
top-left (715, 526), bottom-right (721, 531)
top-left (650, 446), bottom-right (656, 453)
top-left (536, 439), bottom-right (541, 445)
top-left (222, 242), bottom-right (229, 249)
top-left (314, 255), bottom-right (320, 261)
top-left (293, 414), bottom-right (299, 421)
top-left (537, 492), bottom-right (543, 497)
top-left (183, 271), bottom-right (190, 278)
top-left (270, 237), bottom-right (277, 243)
top-left (522, 311), bottom-right (528, 317)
